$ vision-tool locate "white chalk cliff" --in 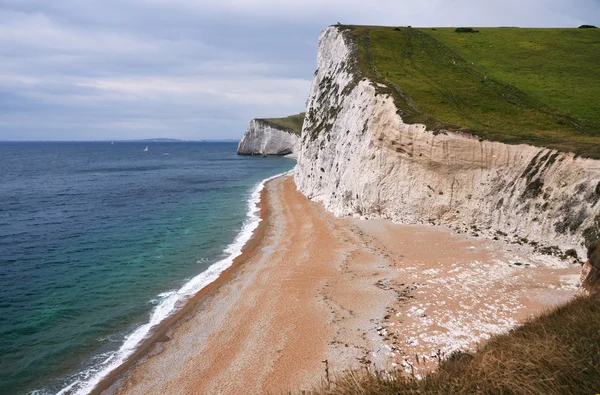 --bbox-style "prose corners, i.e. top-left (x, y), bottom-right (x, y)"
top-left (237, 119), bottom-right (300, 156)
top-left (294, 26), bottom-right (600, 259)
